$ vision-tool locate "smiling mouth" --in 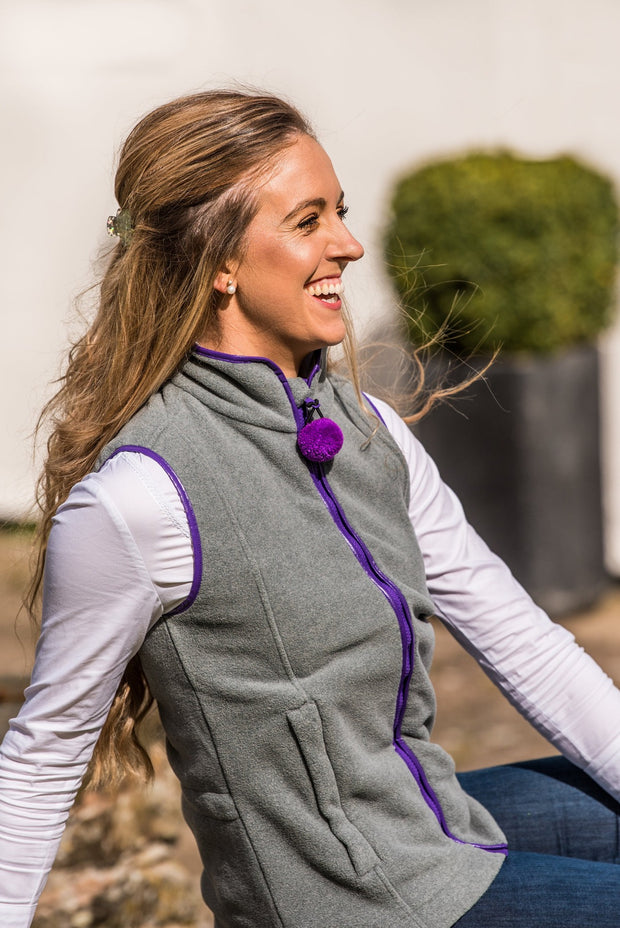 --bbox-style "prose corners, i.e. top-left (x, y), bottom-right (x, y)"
top-left (304, 278), bottom-right (344, 303)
